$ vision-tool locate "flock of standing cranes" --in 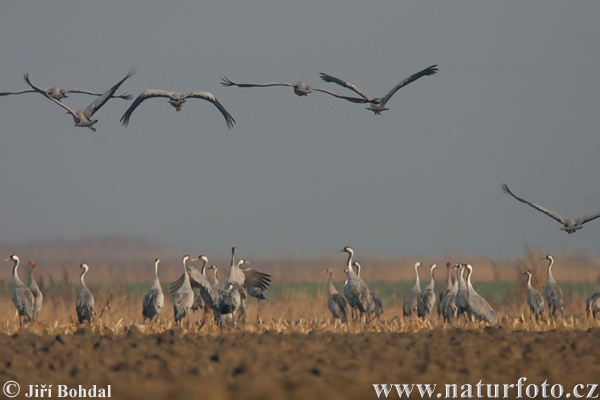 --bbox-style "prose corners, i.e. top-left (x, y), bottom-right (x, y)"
top-left (1, 64), bottom-right (439, 133)
top-left (4, 247), bottom-right (600, 328)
